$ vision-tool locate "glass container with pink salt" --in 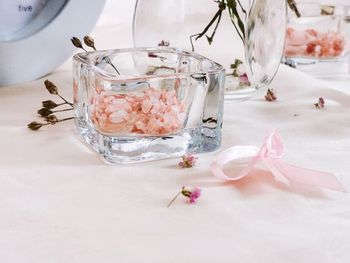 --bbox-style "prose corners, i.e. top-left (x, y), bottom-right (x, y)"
top-left (283, 2), bottom-right (350, 78)
top-left (73, 47), bottom-right (225, 163)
